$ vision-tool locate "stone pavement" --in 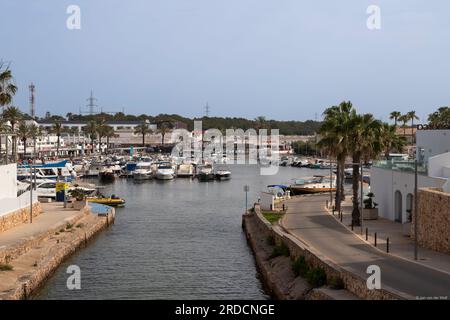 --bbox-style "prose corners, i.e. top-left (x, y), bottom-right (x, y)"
top-left (335, 198), bottom-right (450, 274)
top-left (0, 203), bottom-right (81, 252)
